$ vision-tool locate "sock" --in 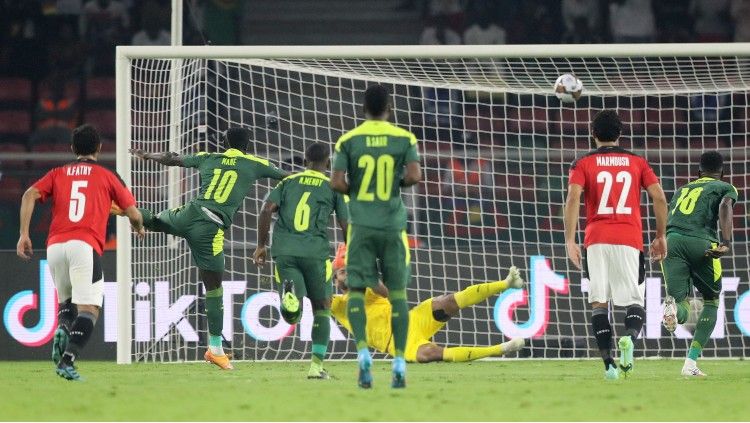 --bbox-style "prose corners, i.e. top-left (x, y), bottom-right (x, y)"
top-left (57, 300), bottom-right (77, 333)
top-left (453, 280), bottom-right (509, 309)
top-left (591, 308), bottom-right (614, 370)
top-left (624, 304), bottom-right (646, 341)
top-left (676, 299), bottom-right (690, 324)
top-left (206, 287), bottom-right (225, 356)
top-left (61, 311), bottom-right (96, 365)
top-left (346, 290), bottom-right (368, 351)
top-left (442, 345), bottom-right (503, 362)
top-left (389, 289), bottom-right (409, 358)
top-left (688, 301), bottom-right (718, 361)
top-left (311, 310), bottom-right (331, 364)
